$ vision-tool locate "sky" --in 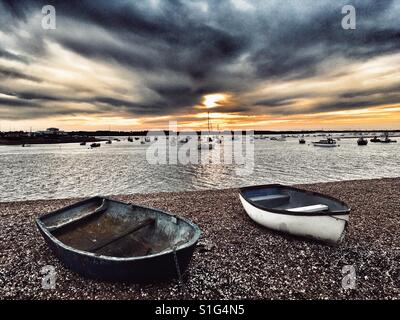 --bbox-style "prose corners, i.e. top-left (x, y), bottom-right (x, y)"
top-left (0, 0), bottom-right (399, 131)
